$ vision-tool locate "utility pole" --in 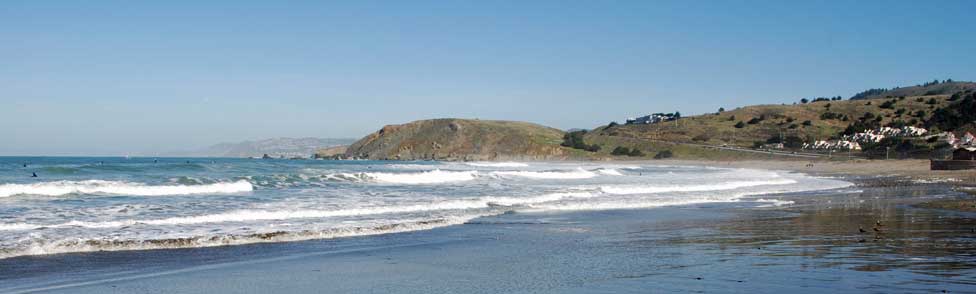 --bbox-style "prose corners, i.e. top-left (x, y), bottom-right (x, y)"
top-left (885, 147), bottom-right (890, 160)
